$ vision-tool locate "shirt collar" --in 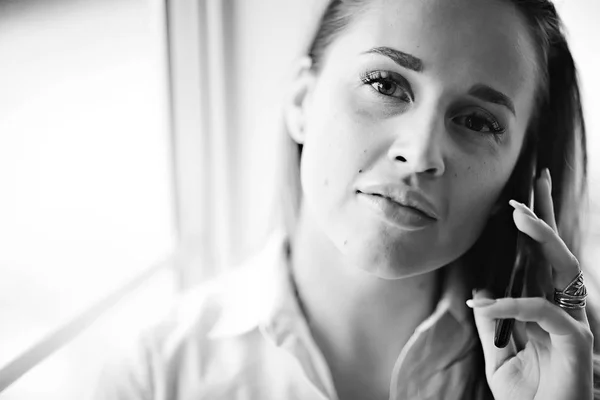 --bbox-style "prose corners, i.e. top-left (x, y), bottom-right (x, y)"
top-left (207, 230), bottom-right (478, 399)
top-left (206, 229), bottom-right (289, 339)
top-left (207, 228), bottom-right (311, 342)
top-left (399, 257), bottom-right (477, 368)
